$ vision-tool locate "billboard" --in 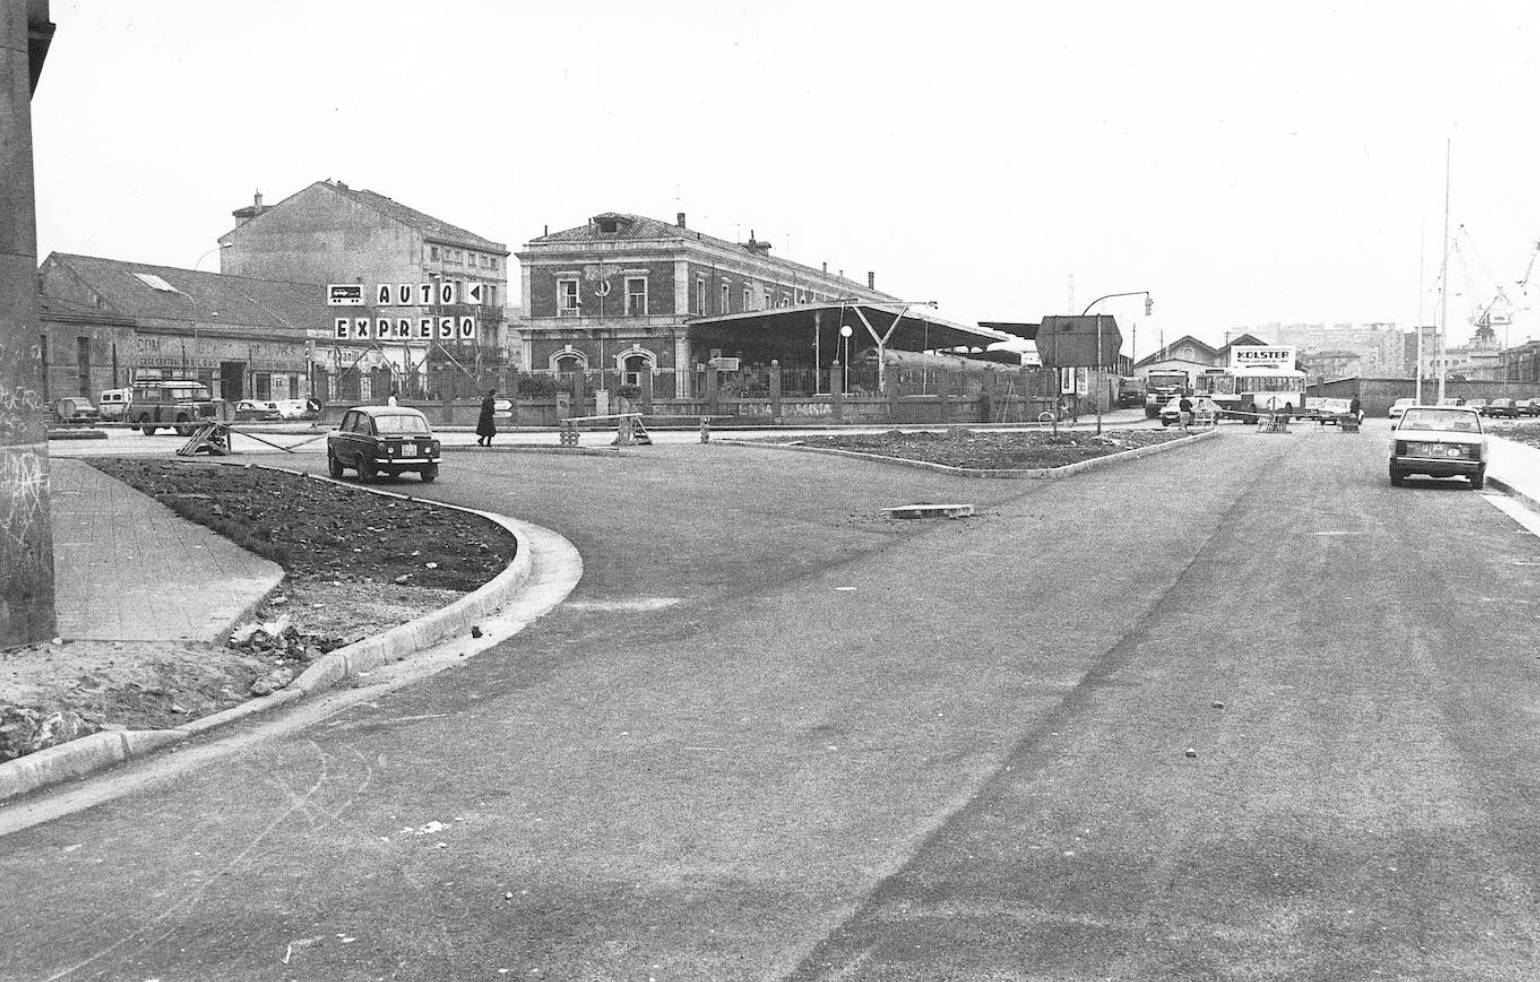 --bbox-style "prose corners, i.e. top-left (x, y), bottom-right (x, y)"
top-left (1228, 345), bottom-right (1296, 371)
top-left (1035, 315), bottom-right (1122, 368)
